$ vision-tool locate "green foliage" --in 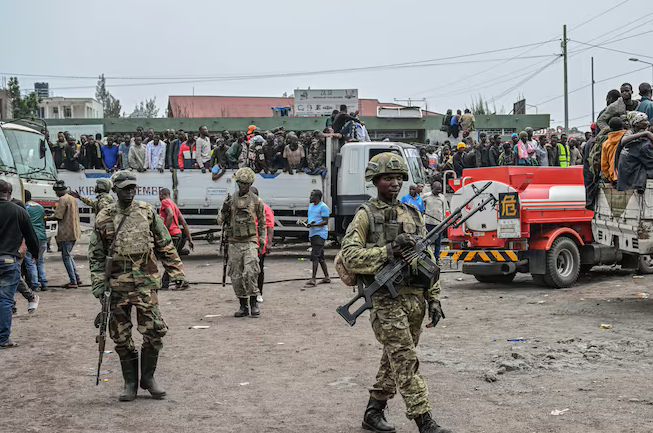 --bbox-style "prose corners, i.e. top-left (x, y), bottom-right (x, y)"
top-left (466, 94), bottom-right (495, 116)
top-left (129, 97), bottom-right (159, 118)
top-left (95, 74), bottom-right (121, 118)
top-left (7, 77), bottom-right (40, 118)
